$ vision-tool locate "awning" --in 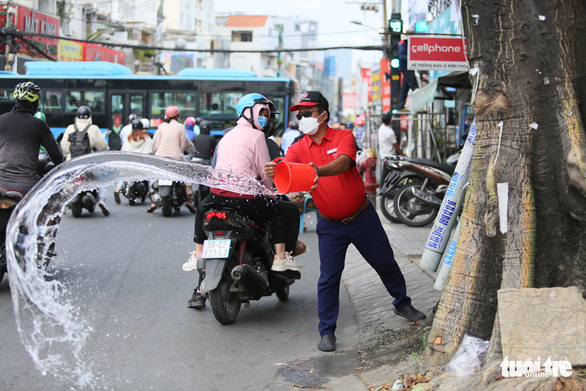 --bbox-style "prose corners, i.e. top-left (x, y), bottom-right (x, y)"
top-left (410, 79), bottom-right (438, 114)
